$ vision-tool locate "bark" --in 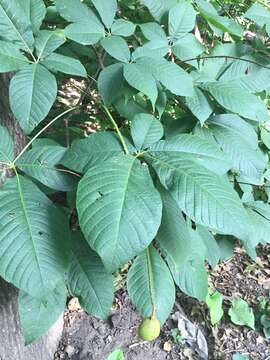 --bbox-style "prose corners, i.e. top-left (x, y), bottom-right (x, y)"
top-left (0, 73), bottom-right (63, 360)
